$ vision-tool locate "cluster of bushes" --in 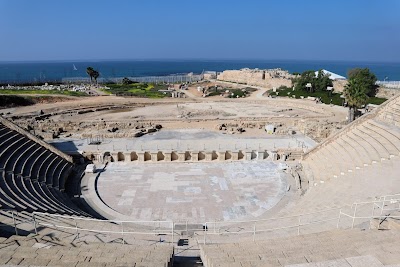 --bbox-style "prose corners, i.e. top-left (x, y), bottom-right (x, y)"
top-left (269, 68), bottom-right (386, 111)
